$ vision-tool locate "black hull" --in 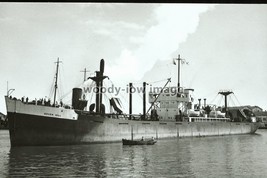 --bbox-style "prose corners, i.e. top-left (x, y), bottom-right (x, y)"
top-left (8, 112), bottom-right (109, 146)
top-left (7, 112), bottom-right (260, 147)
top-left (8, 113), bottom-right (80, 146)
